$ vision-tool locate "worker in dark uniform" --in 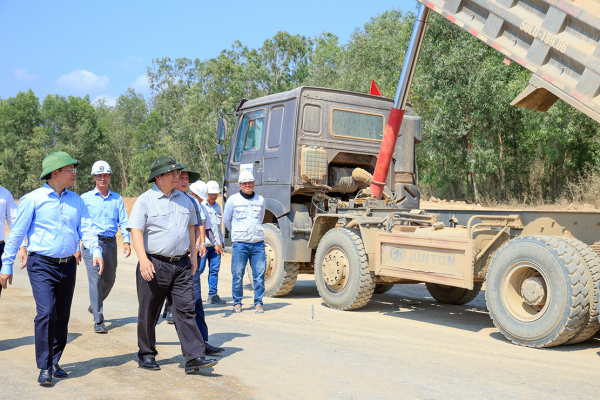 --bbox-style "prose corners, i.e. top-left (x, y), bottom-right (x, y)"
top-left (173, 167), bottom-right (224, 356)
top-left (128, 157), bottom-right (218, 373)
top-left (0, 152), bottom-right (103, 385)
